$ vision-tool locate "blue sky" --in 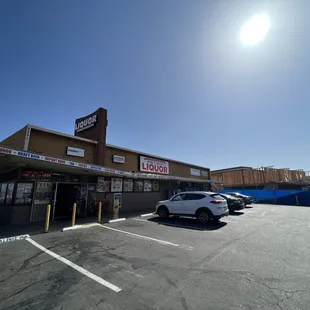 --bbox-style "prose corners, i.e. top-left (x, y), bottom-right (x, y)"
top-left (1, 0), bottom-right (309, 171)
